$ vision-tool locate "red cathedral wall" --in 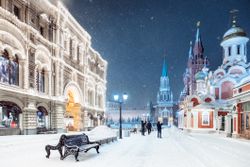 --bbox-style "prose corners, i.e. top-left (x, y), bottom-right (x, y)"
top-left (198, 112), bottom-right (213, 128)
top-left (233, 83), bottom-right (250, 96)
top-left (215, 88), bottom-right (219, 99)
top-left (241, 83), bottom-right (250, 92)
top-left (221, 81), bottom-right (233, 99)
